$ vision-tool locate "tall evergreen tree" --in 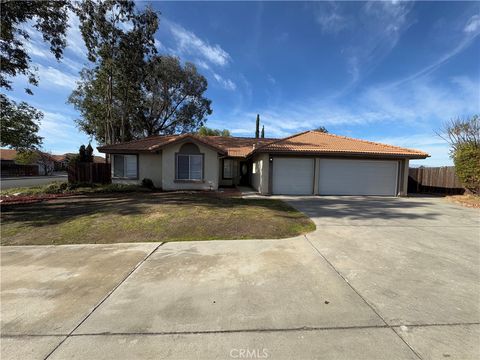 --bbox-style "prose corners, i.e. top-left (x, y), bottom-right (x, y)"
top-left (69, 0), bottom-right (158, 145)
top-left (255, 114), bottom-right (260, 138)
top-left (139, 56), bottom-right (212, 135)
top-left (261, 125), bottom-right (265, 138)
